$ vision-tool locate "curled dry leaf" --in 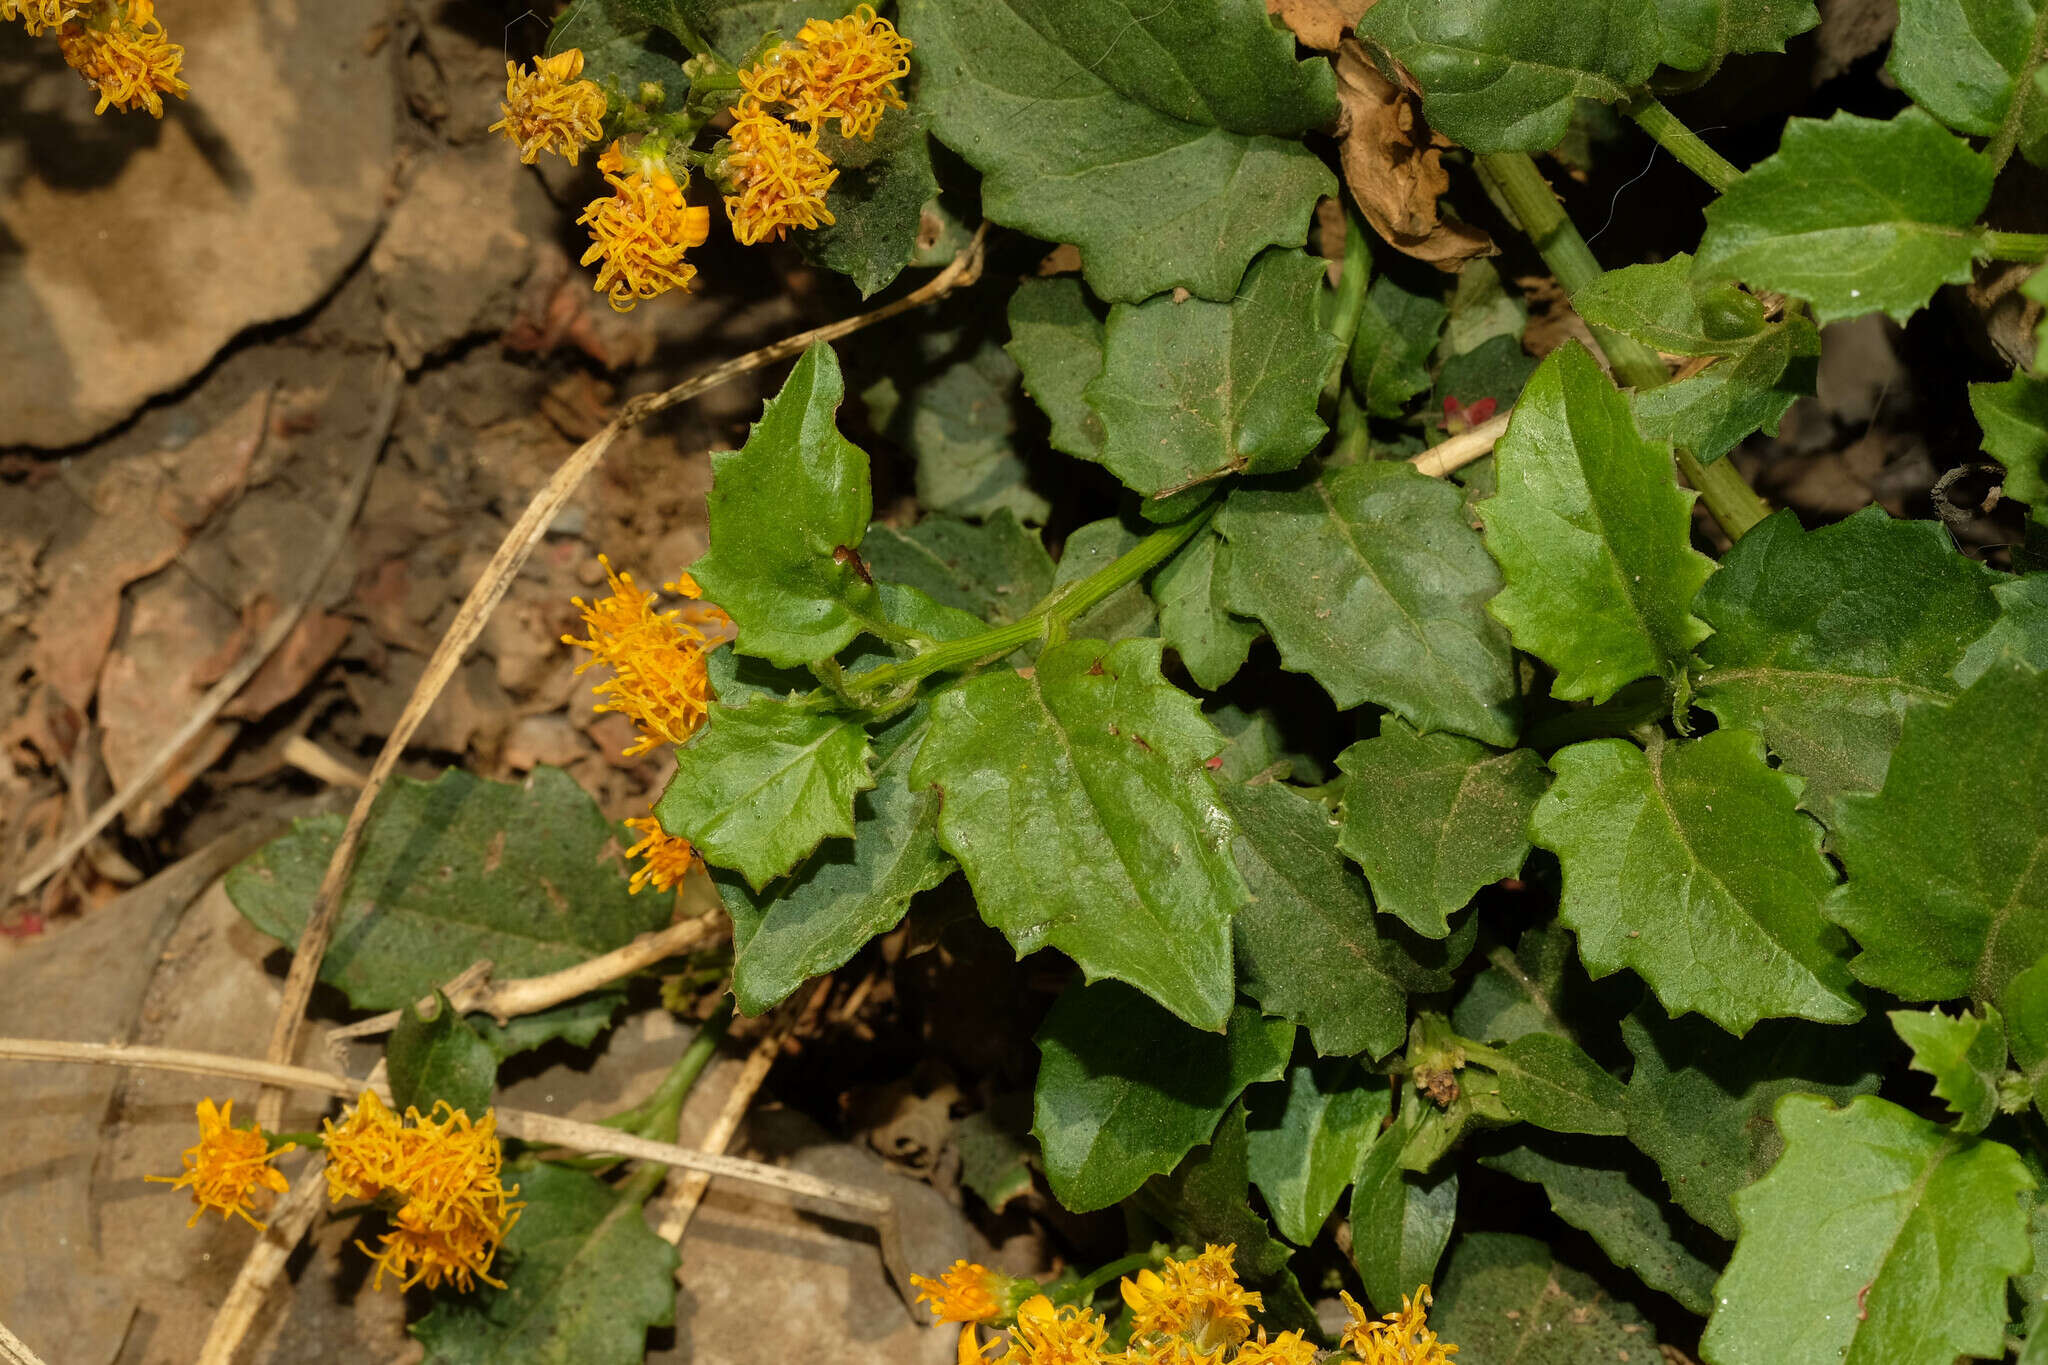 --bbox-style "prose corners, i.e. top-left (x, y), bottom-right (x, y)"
top-left (1266, 0), bottom-right (1373, 52)
top-left (1334, 40), bottom-right (1497, 269)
